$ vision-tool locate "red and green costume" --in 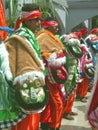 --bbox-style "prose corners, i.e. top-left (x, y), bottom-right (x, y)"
top-left (36, 29), bottom-right (67, 129)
